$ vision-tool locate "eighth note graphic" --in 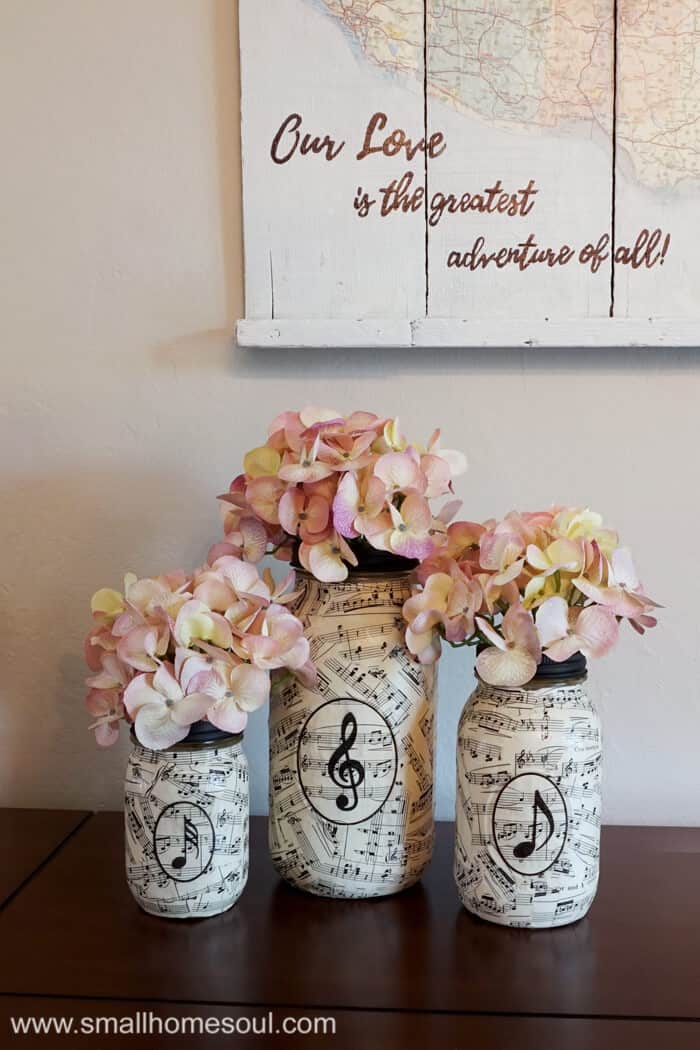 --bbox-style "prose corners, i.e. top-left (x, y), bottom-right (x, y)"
top-left (172, 814), bottom-right (200, 869)
top-left (327, 712), bottom-right (365, 812)
top-left (513, 790), bottom-right (555, 859)
top-left (492, 773), bottom-right (568, 876)
top-left (153, 801), bottom-right (215, 883)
